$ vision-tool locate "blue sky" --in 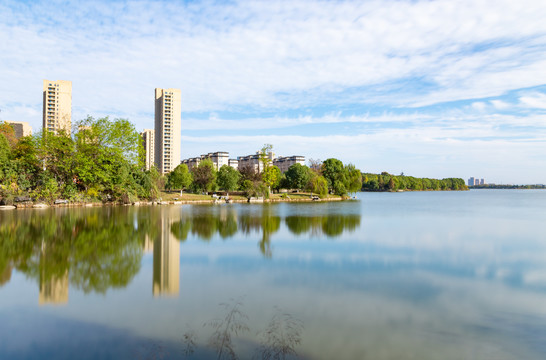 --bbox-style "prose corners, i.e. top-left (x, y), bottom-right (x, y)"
top-left (1, 0), bottom-right (545, 184)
